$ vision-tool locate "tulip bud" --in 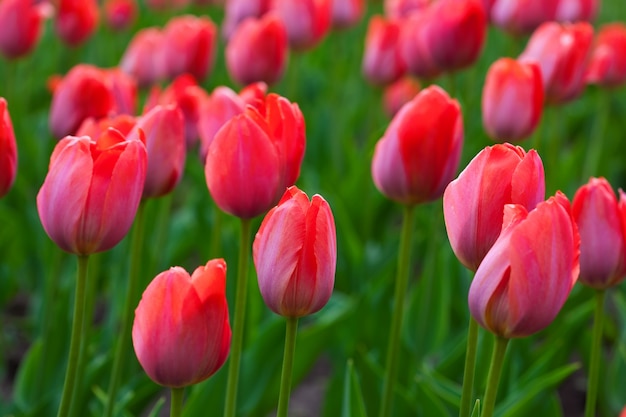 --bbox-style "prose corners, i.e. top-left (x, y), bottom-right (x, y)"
top-left (382, 76), bottom-right (421, 118)
top-left (490, 0), bottom-right (558, 36)
top-left (104, 0), bottom-right (136, 31)
top-left (253, 186), bottom-right (336, 317)
top-left (221, 0), bottom-right (271, 40)
top-left (331, 0), bottom-right (365, 29)
top-left (0, 98), bottom-right (17, 198)
top-left (371, 85), bottom-right (463, 206)
top-left (132, 259), bottom-right (231, 388)
top-left (555, 0), bottom-right (599, 23)
top-left (384, 0), bottom-right (431, 19)
top-left (399, 10), bottom-right (441, 80)
top-left (585, 23), bottom-right (626, 88)
top-left (55, 0), bottom-right (99, 47)
top-left (0, 0), bottom-right (46, 59)
top-left (120, 28), bottom-right (167, 88)
top-left (198, 86), bottom-right (246, 161)
top-left (362, 16), bottom-right (406, 86)
top-left (269, 0), bottom-right (331, 51)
